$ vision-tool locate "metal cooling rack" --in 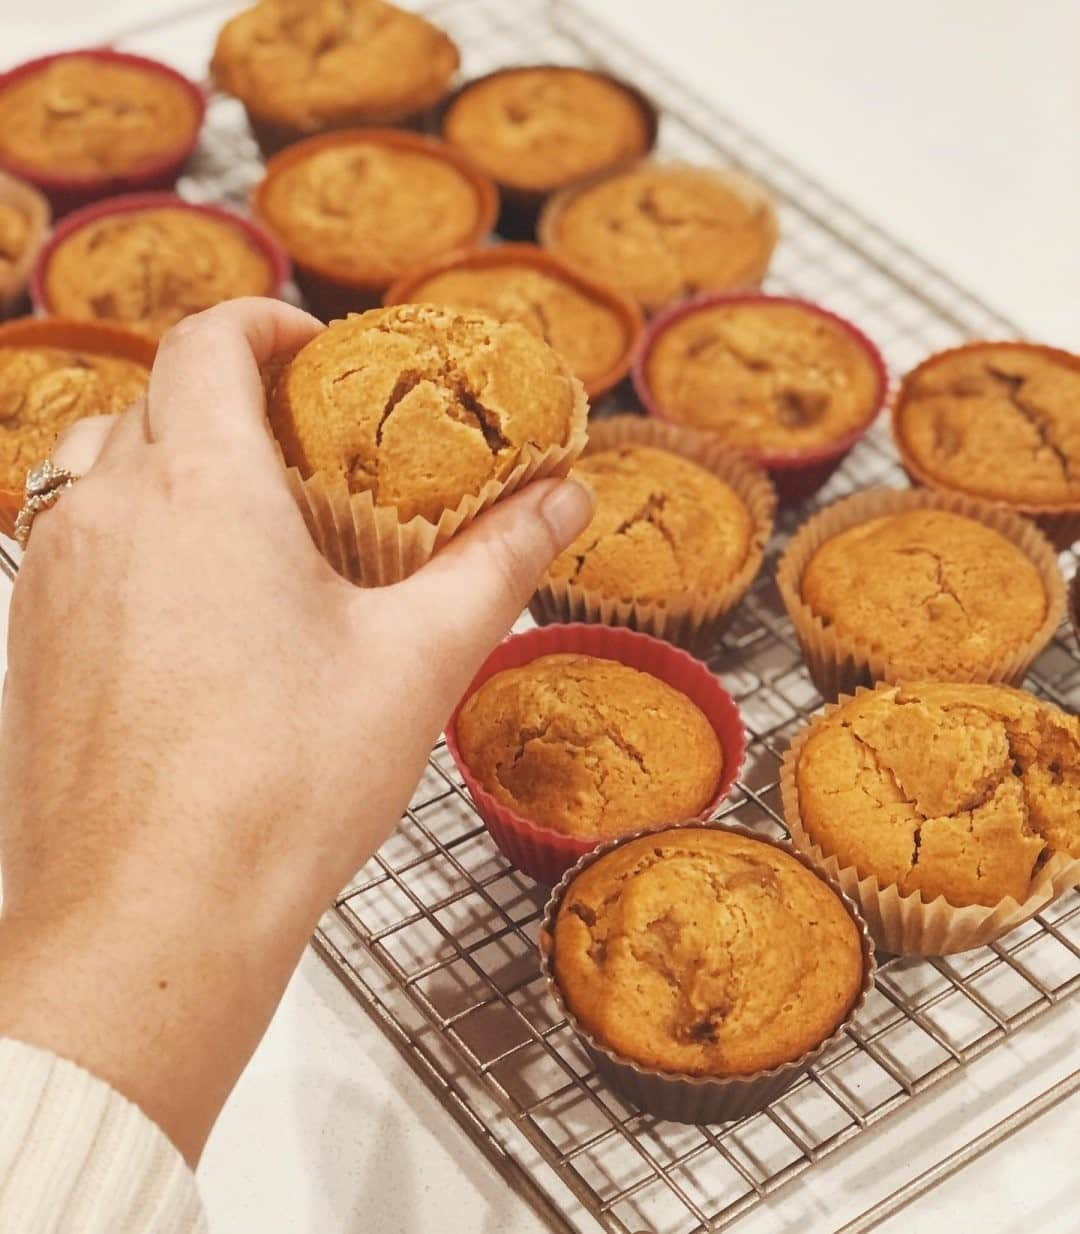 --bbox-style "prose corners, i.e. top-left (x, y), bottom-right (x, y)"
top-left (3, 1), bottom-right (1077, 1231)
